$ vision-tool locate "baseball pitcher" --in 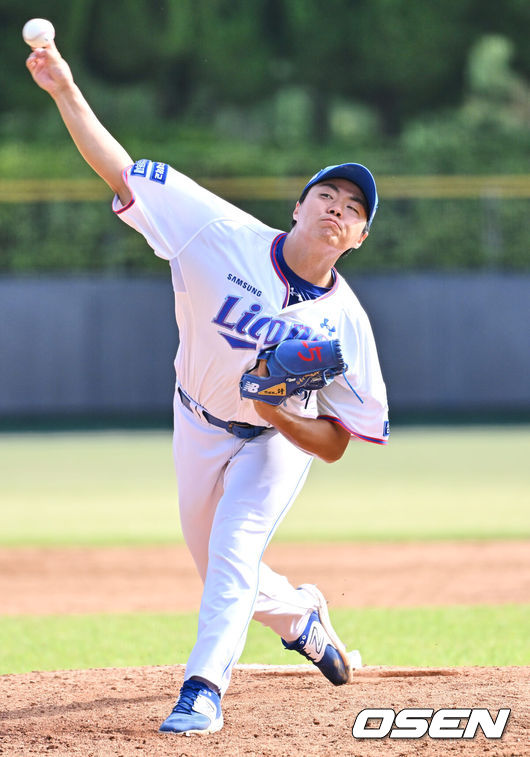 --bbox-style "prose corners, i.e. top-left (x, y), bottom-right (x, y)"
top-left (26, 38), bottom-right (389, 737)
